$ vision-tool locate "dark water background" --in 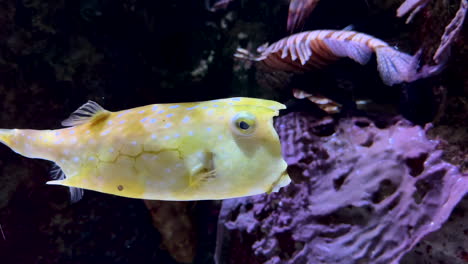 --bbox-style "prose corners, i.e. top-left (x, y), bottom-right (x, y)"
top-left (0, 0), bottom-right (466, 263)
